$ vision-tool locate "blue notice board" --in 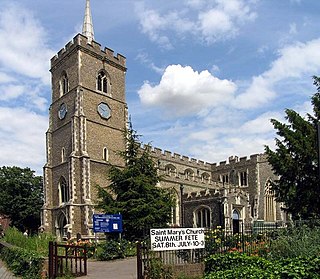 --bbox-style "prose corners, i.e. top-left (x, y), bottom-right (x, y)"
top-left (93, 214), bottom-right (123, 233)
